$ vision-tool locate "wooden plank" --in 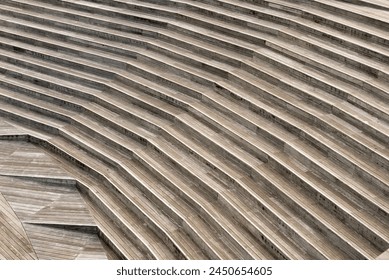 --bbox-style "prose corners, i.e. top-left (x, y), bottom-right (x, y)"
top-left (23, 223), bottom-right (107, 260)
top-left (0, 193), bottom-right (37, 260)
